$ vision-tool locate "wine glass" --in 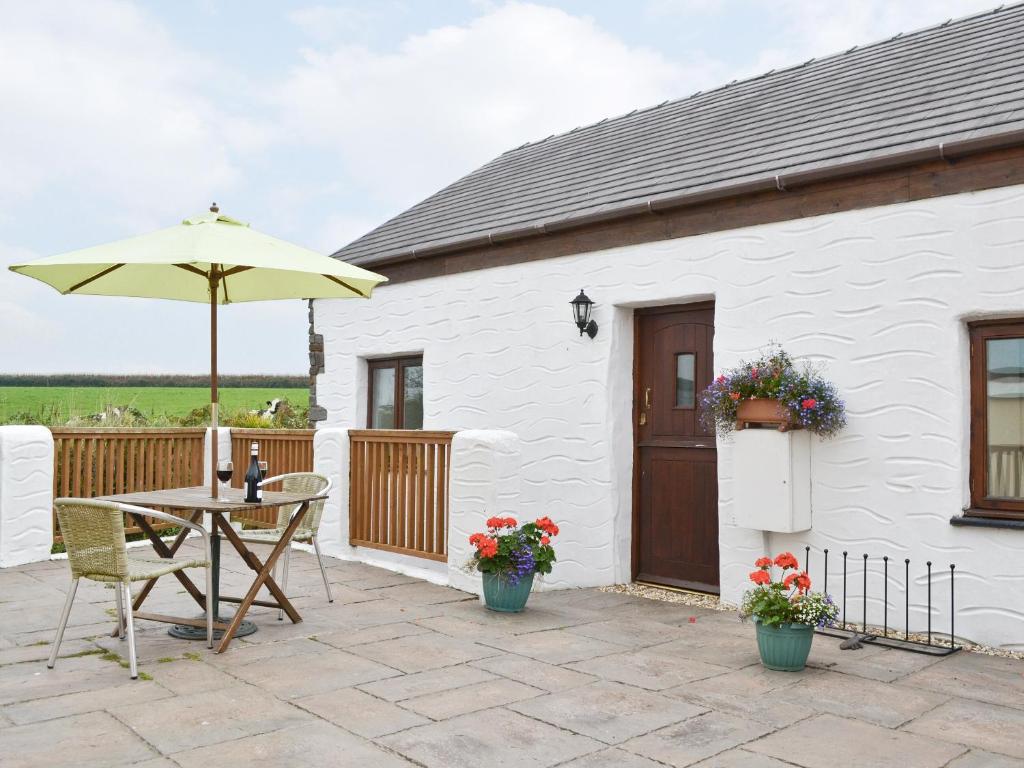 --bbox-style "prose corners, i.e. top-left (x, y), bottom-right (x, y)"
top-left (217, 460), bottom-right (233, 490)
top-left (258, 460), bottom-right (268, 482)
